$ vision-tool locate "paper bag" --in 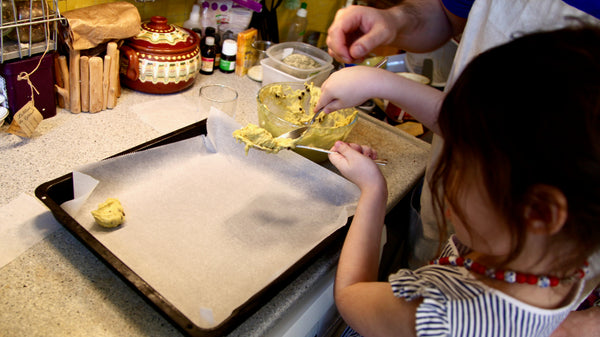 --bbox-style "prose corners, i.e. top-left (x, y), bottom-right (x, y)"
top-left (62, 2), bottom-right (141, 50)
